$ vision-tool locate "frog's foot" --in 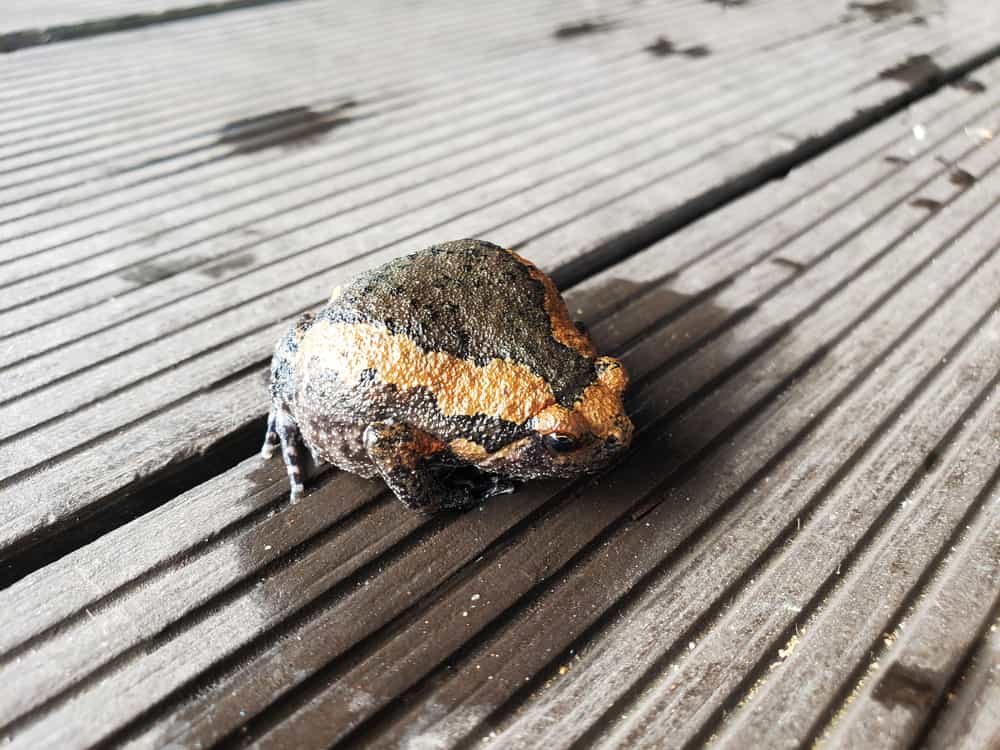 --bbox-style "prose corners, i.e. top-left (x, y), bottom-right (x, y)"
top-left (486, 475), bottom-right (518, 497)
top-left (261, 406), bottom-right (279, 459)
top-left (450, 471), bottom-right (517, 500)
top-left (268, 404), bottom-right (306, 503)
top-left (364, 421), bottom-right (498, 513)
